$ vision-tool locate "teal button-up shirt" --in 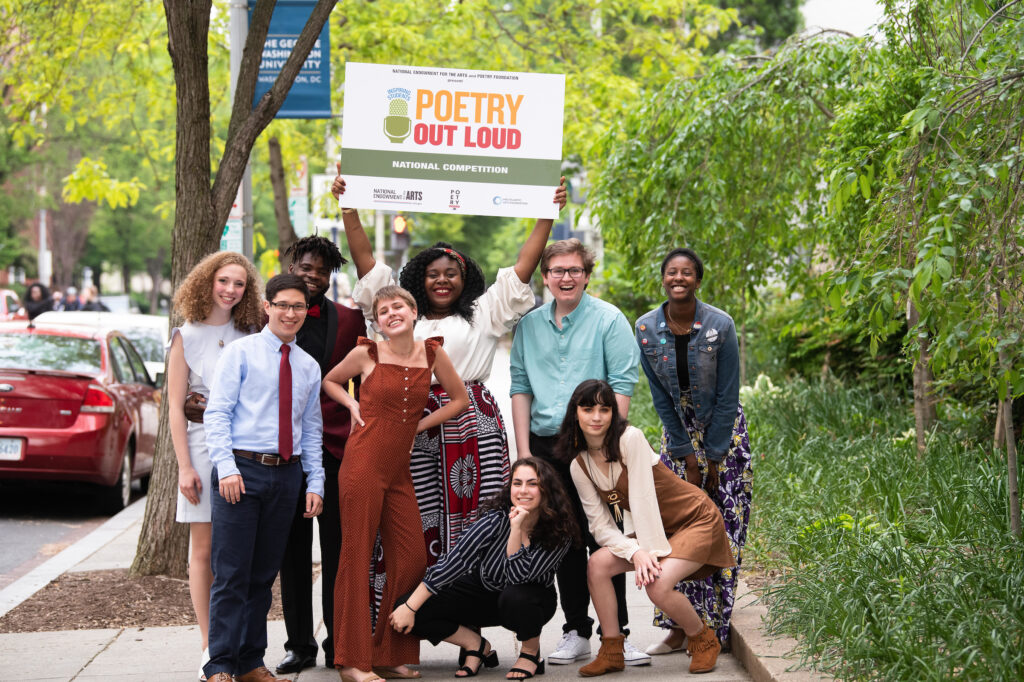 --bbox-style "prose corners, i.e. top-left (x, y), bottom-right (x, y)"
top-left (510, 293), bottom-right (640, 437)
